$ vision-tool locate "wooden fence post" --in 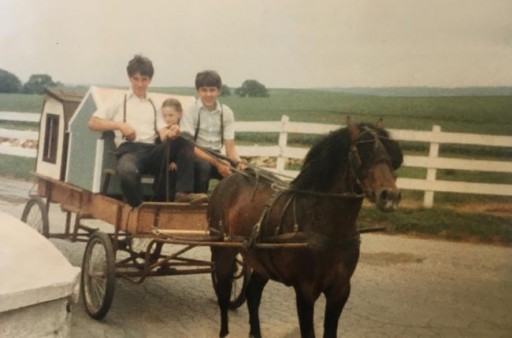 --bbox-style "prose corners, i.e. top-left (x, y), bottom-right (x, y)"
top-left (276, 115), bottom-right (289, 173)
top-left (423, 125), bottom-right (441, 208)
